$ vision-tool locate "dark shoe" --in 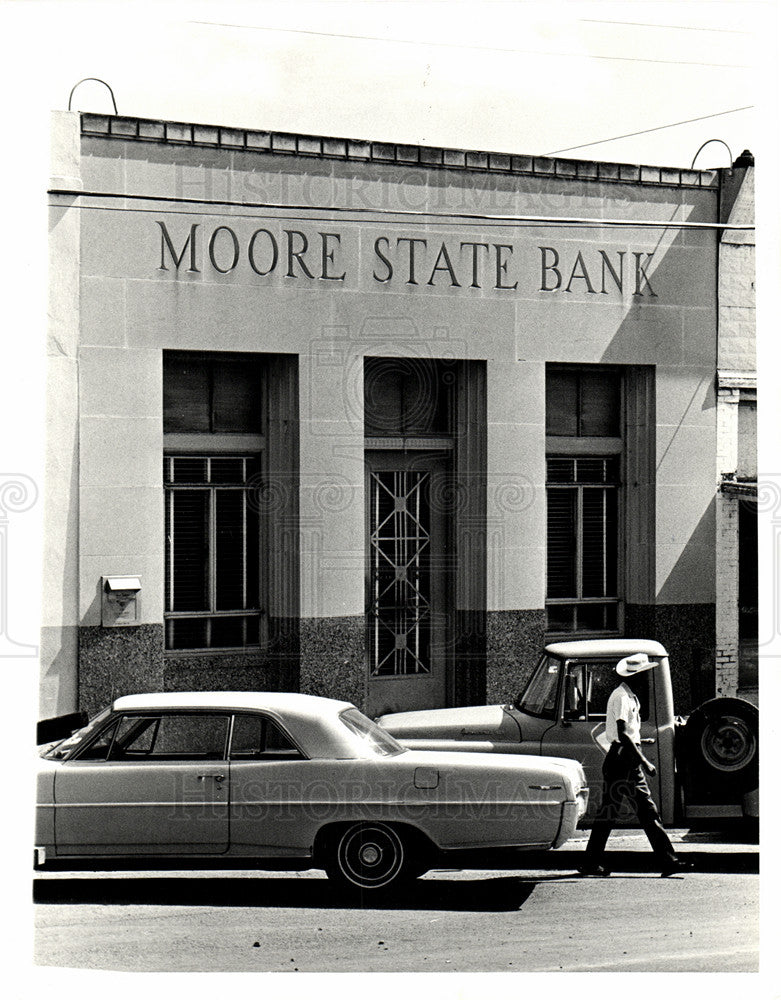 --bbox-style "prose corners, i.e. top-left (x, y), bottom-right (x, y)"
top-left (579, 864), bottom-right (611, 877)
top-left (660, 859), bottom-right (694, 877)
